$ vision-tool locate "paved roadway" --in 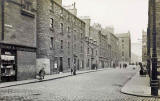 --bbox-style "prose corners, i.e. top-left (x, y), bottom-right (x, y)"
top-left (0, 67), bottom-right (159, 101)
